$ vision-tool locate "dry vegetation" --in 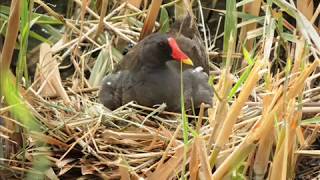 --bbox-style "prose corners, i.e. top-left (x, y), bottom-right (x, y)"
top-left (1, 0), bottom-right (320, 179)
